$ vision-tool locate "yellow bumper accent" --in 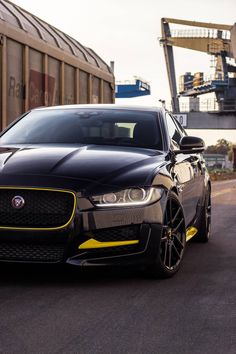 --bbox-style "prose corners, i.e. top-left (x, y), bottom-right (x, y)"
top-left (186, 227), bottom-right (198, 241)
top-left (79, 238), bottom-right (139, 249)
